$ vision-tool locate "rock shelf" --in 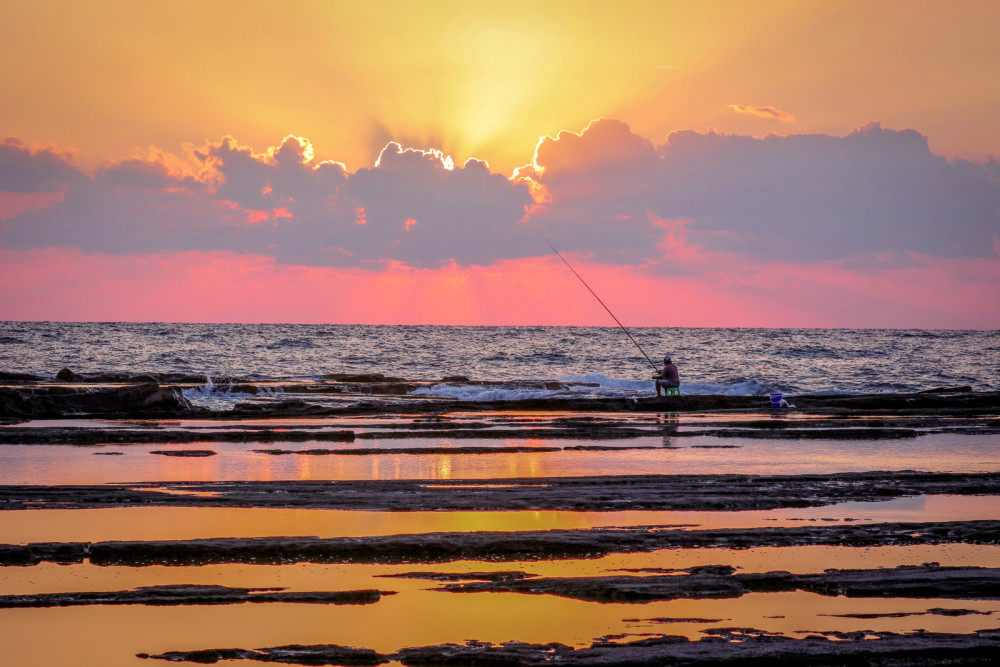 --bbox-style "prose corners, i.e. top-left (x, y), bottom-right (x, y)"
top-left (0, 584), bottom-right (391, 608)
top-left (3, 521), bottom-right (1000, 566)
top-left (1, 373), bottom-right (998, 420)
top-left (1, 471), bottom-right (997, 511)
top-left (139, 628), bottom-right (1000, 665)
top-left (434, 563), bottom-right (1000, 602)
